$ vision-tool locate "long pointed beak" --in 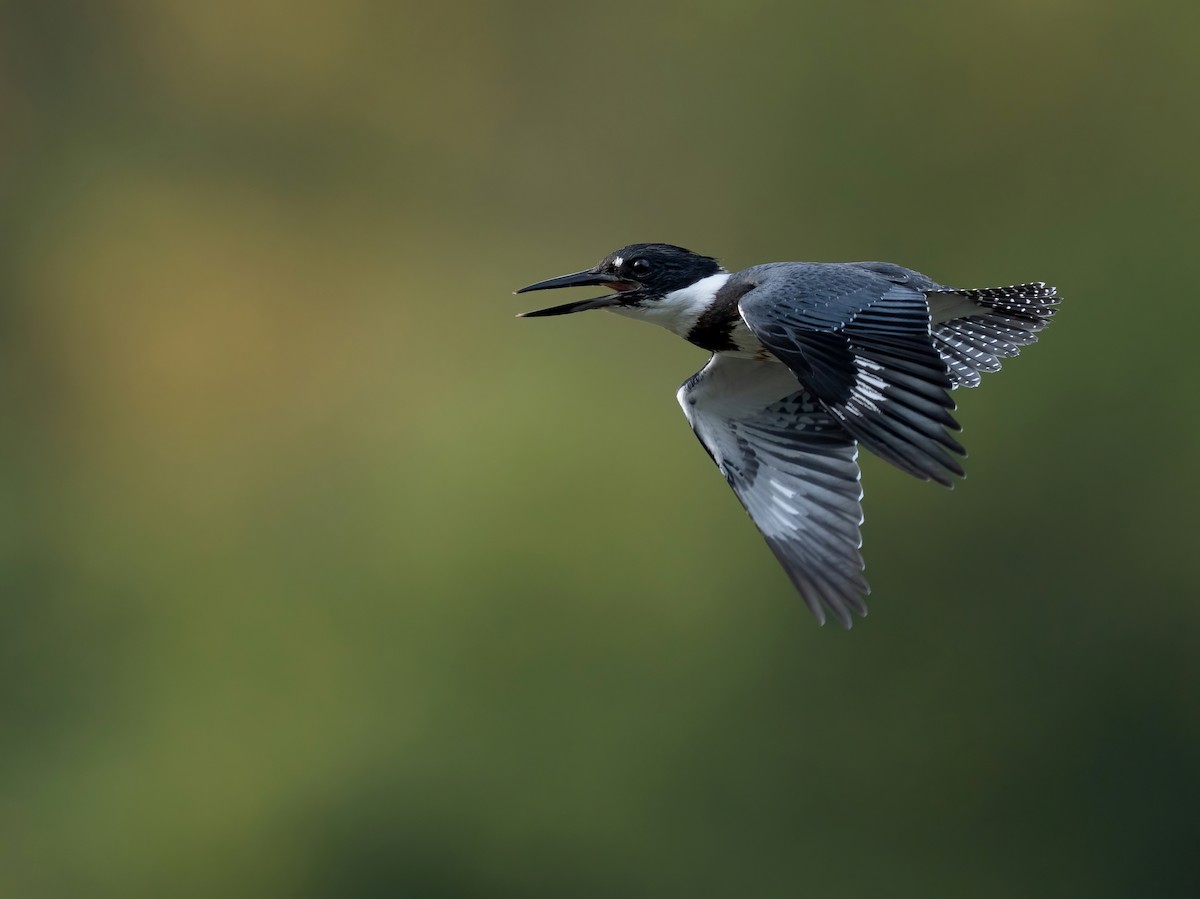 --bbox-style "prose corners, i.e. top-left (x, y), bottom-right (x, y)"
top-left (514, 269), bottom-right (635, 317)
